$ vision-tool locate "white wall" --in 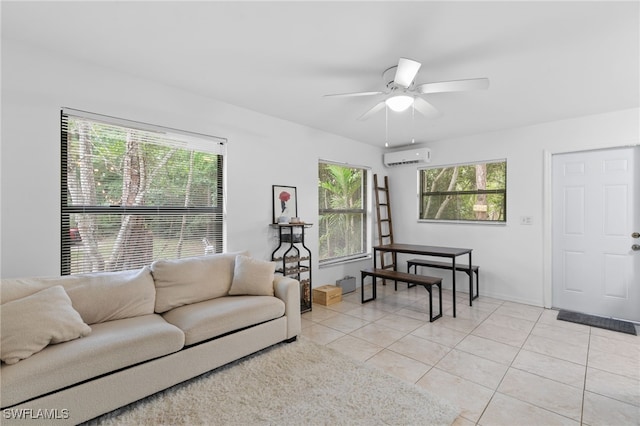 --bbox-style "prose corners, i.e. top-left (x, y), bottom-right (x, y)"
top-left (389, 108), bottom-right (639, 306)
top-left (0, 39), bottom-right (385, 285)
